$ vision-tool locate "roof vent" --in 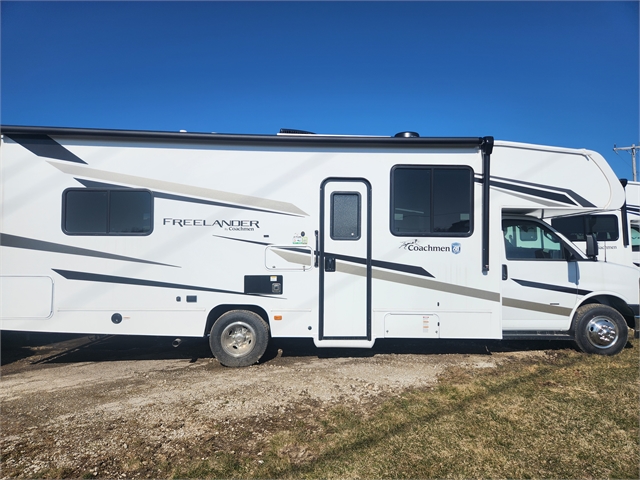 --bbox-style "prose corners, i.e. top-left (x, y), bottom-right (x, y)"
top-left (279, 128), bottom-right (315, 135)
top-left (394, 131), bottom-right (420, 138)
